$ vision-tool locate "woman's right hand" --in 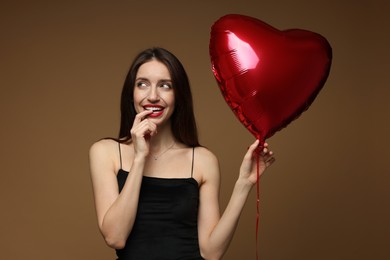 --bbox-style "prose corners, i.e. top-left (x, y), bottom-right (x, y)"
top-left (130, 110), bottom-right (157, 158)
